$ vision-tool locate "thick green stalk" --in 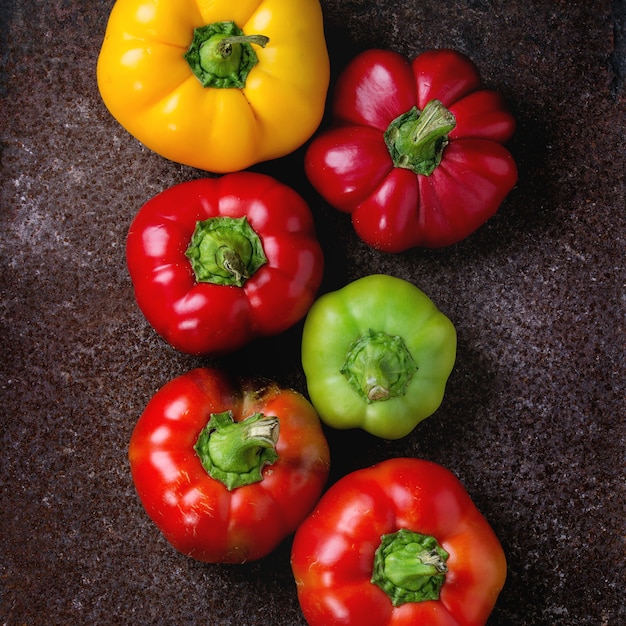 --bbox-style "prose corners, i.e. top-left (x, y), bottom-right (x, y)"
top-left (340, 329), bottom-right (418, 403)
top-left (371, 528), bottom-right (449, 606)
top-left (185, 216), bottom-right (267, 287)
top-left (184, 21), bottom-right (269, 89)
top-left (384, 100), bottom-right (456, 175)
top-left (194, 411), bottom-right (279, 490)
